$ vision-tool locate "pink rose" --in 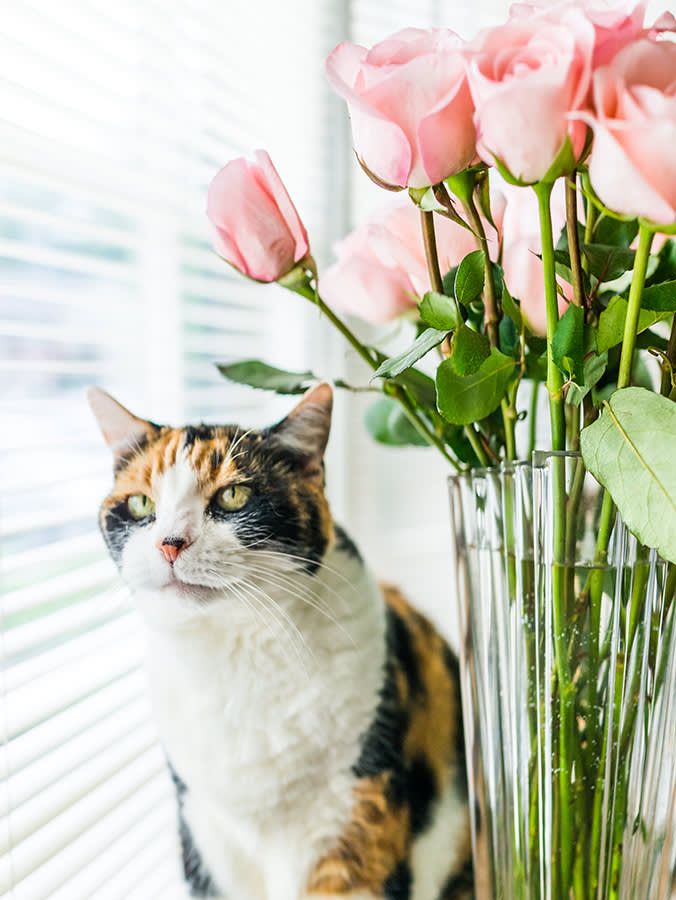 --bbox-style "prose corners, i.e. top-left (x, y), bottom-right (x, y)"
top-left (207, 150), bottom-right (309, 282)
top-left (467, 5), bottom-right (595, 183)
top-left (501, 179), bottom-right (571, 335)
top-left (326, 29), bottom-right (476, 189)
top-left (510, 0), bottom-right (647, 67)
top-left (319, 202), bottom-right (500, 324)
top-left (584, 39), bottom-right (676, 225)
